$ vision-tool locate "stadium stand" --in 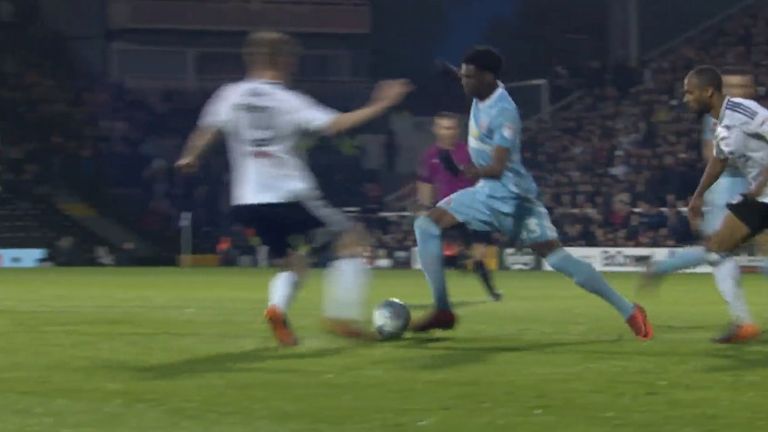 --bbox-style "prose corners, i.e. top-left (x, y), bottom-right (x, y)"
top-left (1, 1), bottom-right (766, 261)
